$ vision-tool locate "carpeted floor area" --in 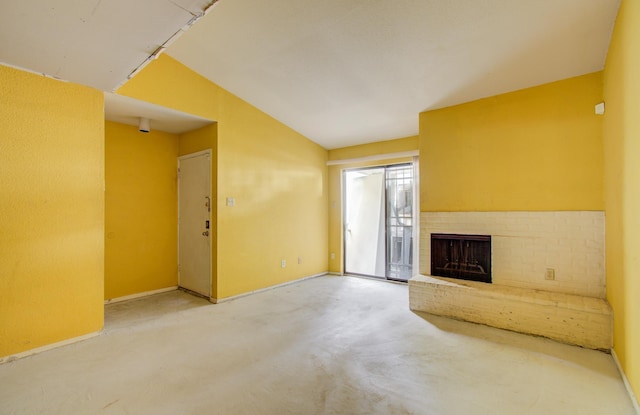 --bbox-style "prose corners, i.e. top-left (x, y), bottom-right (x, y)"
top-left (0, 275), bottom-right (635, 414)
